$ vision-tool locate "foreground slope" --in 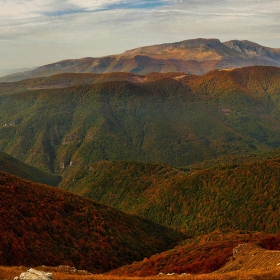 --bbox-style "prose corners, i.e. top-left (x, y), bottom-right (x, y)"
top-left (109, 231), bottom-right (280, 276)
top-left (216, 243), bottom-right (280, 273)
top-left (1, 233), bottom-right (280, 279)
top-left (1, 264), bottom-right (280, 280)
top-left (60, 154), bottom-right (280, 234)
top-left (0, 151), bottom-right (61, 186)
top-left (0, 171), bottom-right (184, 272)
top-left (1, 66), bottom-right (280, 173)
top-left (1, 38), bottom-right (279, 82)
